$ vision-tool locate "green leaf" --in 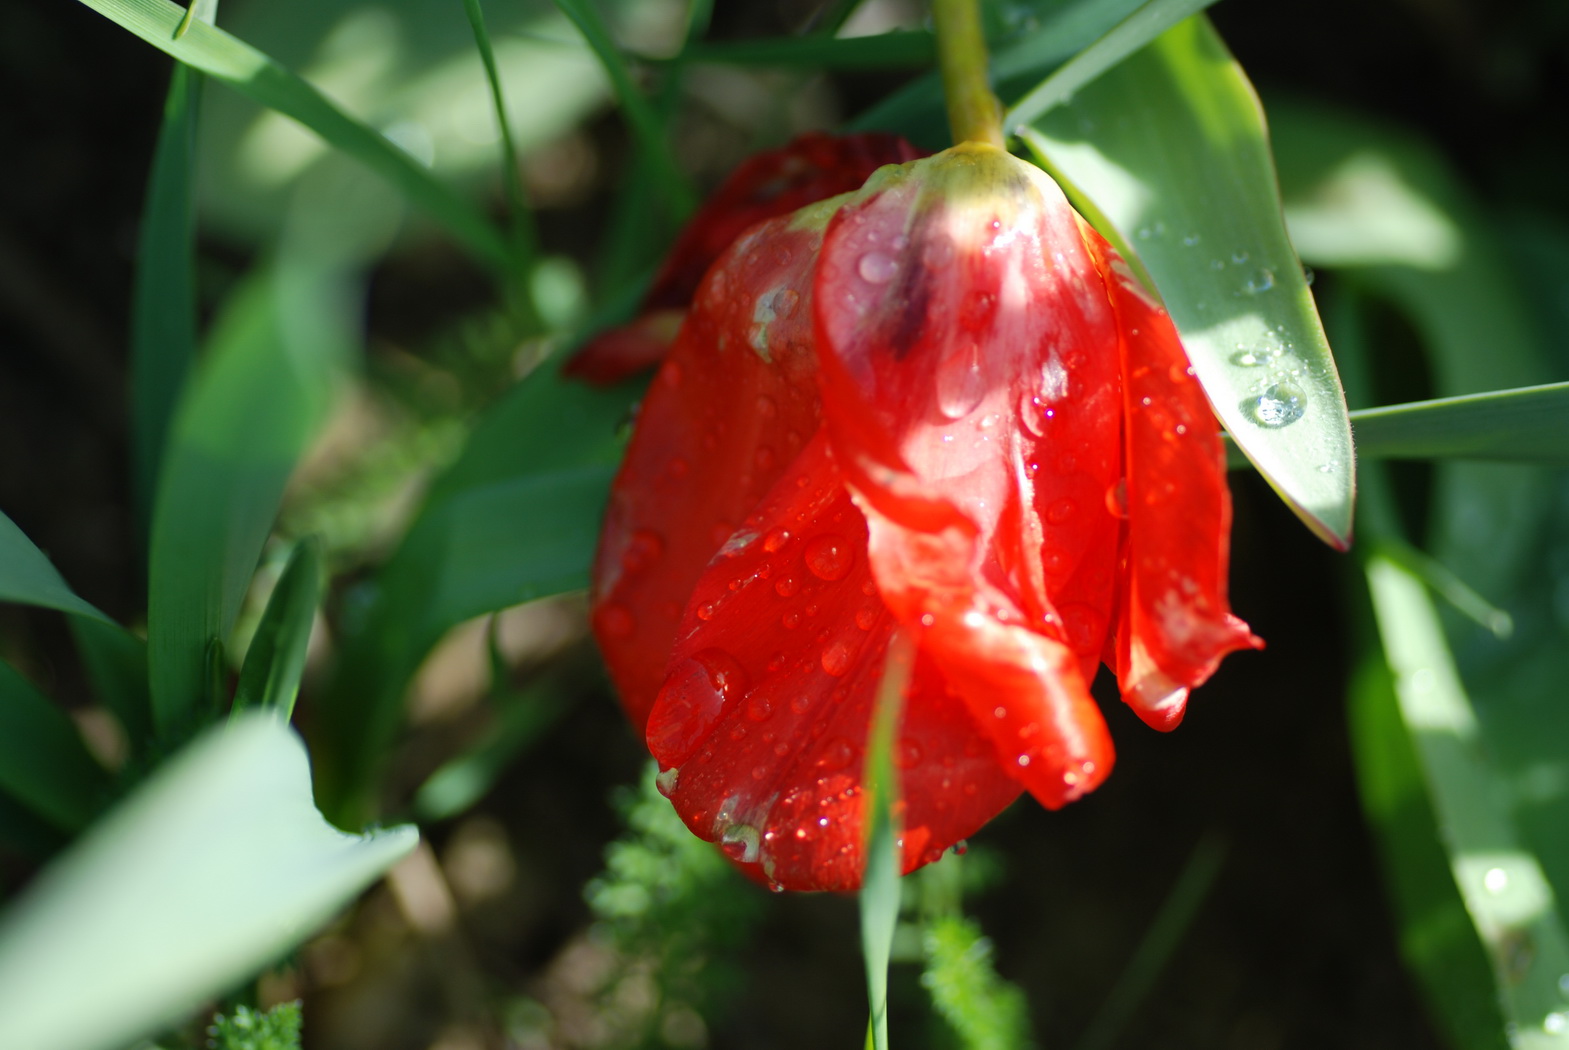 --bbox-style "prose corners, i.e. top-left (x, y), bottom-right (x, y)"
top-left (75, 0), bottom-right (513, 273)
top-left (232, 536), bottom-right (322, 721)
top-left (549, 0), bottom-right (696, 221)
top-left (1003, 0), bottom-right (1220, 131)
top-left (0, 660), bottom-right (111, 833)
top-left (0, 510), bottom-right (114, 624)
top-left (1347, 655), bottom-right (1509, 1050)
top-left (0, 713), bottom-right (416, 1050)
top-left (1021, 16), bottom-right (1355, 549)
top-left (920, 915), bottom-right (1034, 1050)
top-left (69, 617), bottom-right (155, 754)
top-left (861, 631), bottom-right (913, 1050)
top-left (1363, 554), bottom-right (1569, 1049)
top-left (208, 1002), bottom-right (302, 1050)
top-left (129, 4), bottom-right (213, 540)
top-left (312, 367), bottom-right (636, 824)
top-left (1350, 383), bottom-right (1569, 465)
top-left (147, 259), bottom-right (352, 741)
top-left (678, 30), bottom-right (935, 69)
top-left (459, 0), bottom-right (538, 274)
